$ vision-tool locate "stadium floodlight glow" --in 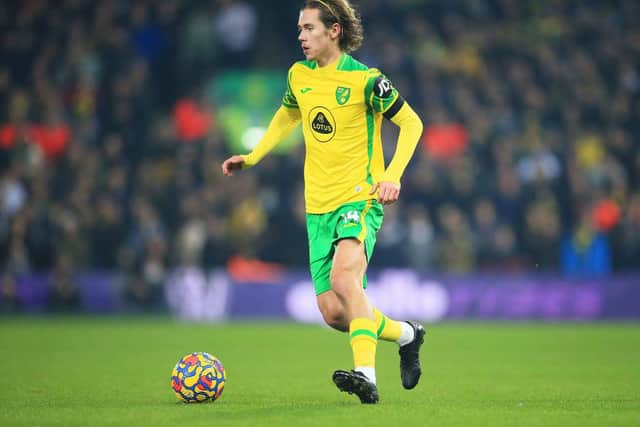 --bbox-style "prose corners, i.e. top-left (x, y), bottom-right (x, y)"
top-left (242, 126), bottom-right (267, 150)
